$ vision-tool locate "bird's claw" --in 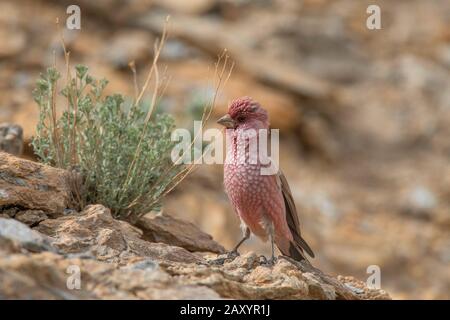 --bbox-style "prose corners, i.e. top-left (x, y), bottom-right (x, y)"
top-left (207, 250), bottom-right (240, 266)
top-left (208, 257), bottom-right (226, 266)
top-left (258, 255), bottom-right (268, 264)
top-left (226, 250), bottom-right (240, 260)
top-left (259, 255), bottom-right (277, 267)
